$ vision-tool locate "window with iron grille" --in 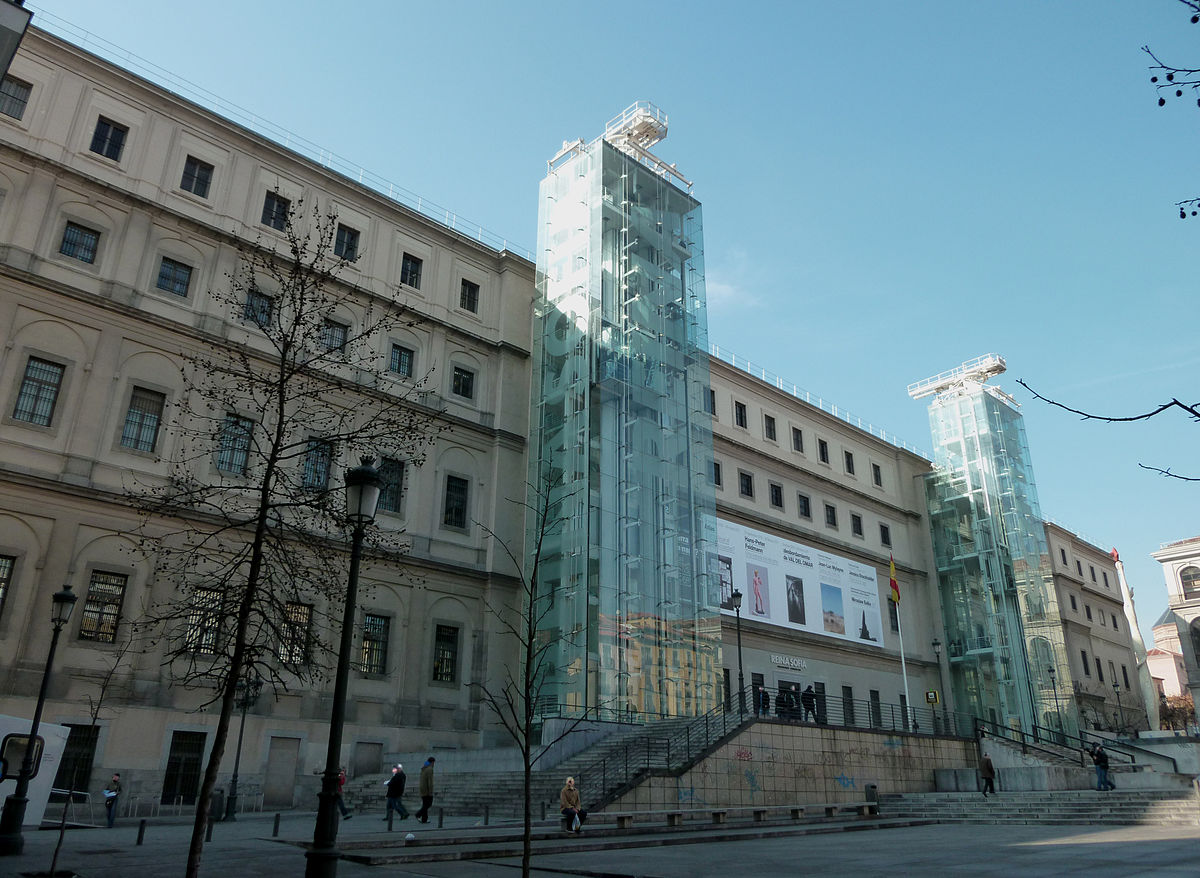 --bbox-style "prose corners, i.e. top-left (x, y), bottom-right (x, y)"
top-left (184, 588), bottom-right (222, 654)
top-left (0, 76), bottom-right (31, 120)
top-left (0, 554), bottom-right (13, 621)
top-left (78, 570), bottom-right (127, 643)
top-left (432, 624), bottom-right (459, 683)
top-left (824, 503), bottom-right (837, 528)
top-left (390, 343), bottom-right (414, 377)
top-left (302, 438), bottom-right (333, 491)
top-left (768, 482), bottom-right (783, 509)
top-left (797, 493), bottom-right (811, 519)
top-left (443, 475), bottom-right (469, 529)
top-left (180, 155), bottom-right (213, 198)
top-left (261, 191), bottom-right (289, 231)
top-left (888, 599), bottom-right (899, 632)
top-left (120, 387), bottom-right (165, 452)
top-left (13, 357), bottom-right (65, 426)
top-left (360, 613), bottom-right (389, 674)
top-left (156, 256), bottom-right (192, 297)
top-left (460, 279), bottom-right (479, 312)
top-left (280, 602), bottom-right (312, 665)
top-left (321, 319), bottom-right (348, 353)
top-left (451, 367), bottom-right (475, 400)
top-left (89, 116), bottom-right (127, 161)
top-left (851, 513), bottom-right (863, 537)
top-left (378, 457), bottom-right (405, 513)
top-left (242, 289), bottom-right (274, 328)
top-left (60, 222), bottom-right (100, 263)
top-left (216, 413), bottom-right (253, 475)
top-left (400, 252), bottom-right (422, 288)
top-left (738, 471), bottom-right (753, 498)
top-left (334, 223), bottom-right (360, 261)
top-left (879, 523), bottom-right (892, 547)
top-left (792, 427), bottom-right (803, 452)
